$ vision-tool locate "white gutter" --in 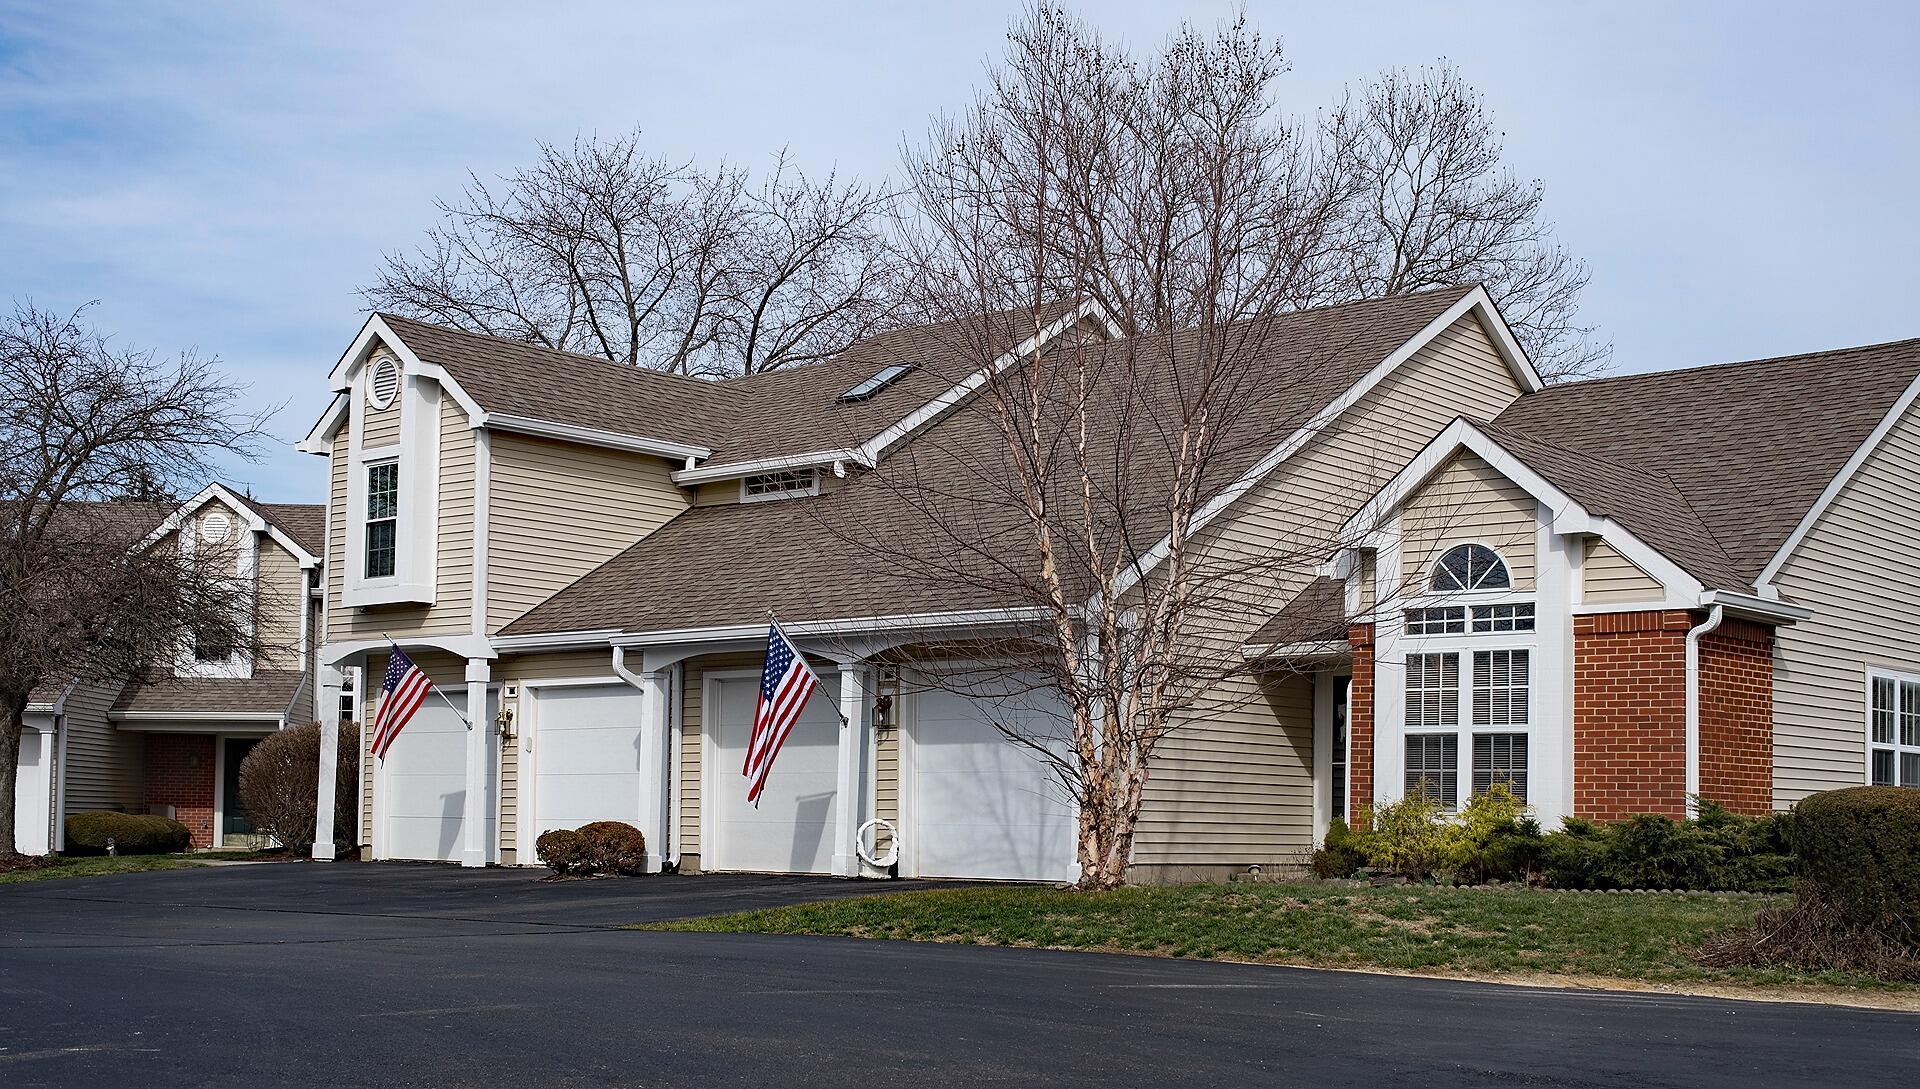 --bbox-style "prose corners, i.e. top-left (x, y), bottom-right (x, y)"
top-left (608, 606), bottom-right (1051, 648)
top-left (1682, 604), bottom-right (1725, 818)
top-left (489, 629), bottom-right (625, 653)
top-left (671, 448), bottom-right (871, 486)
top-left (482, 413), bottom-right (712, 463)
top-left (1698, 589), bottom-right (1811, 625)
